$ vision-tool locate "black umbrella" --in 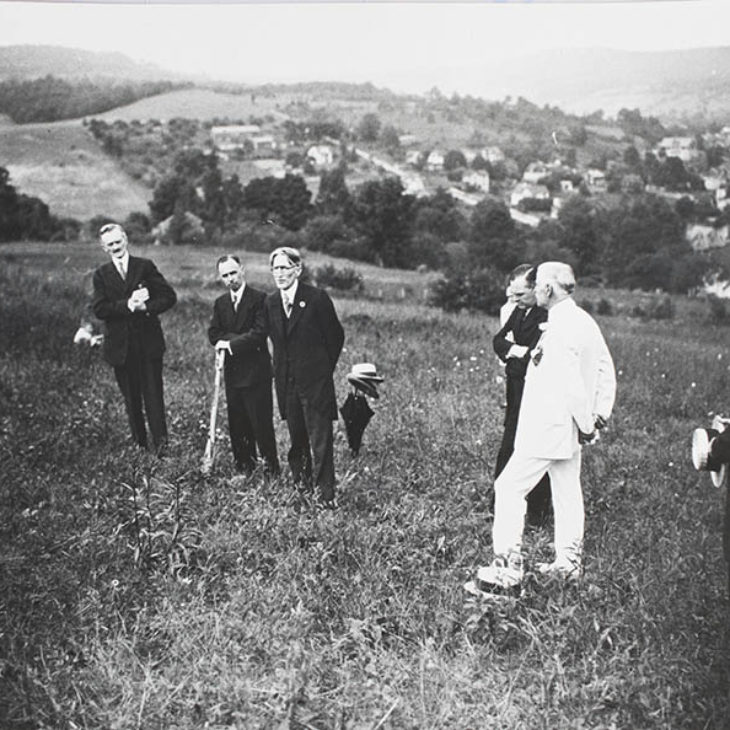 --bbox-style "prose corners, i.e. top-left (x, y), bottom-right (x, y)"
top-left (339, 392), bottom-right (374, 456)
